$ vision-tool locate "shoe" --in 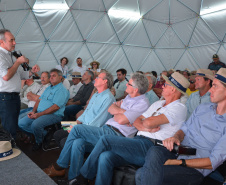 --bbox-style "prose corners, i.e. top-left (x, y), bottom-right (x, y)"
top-left (43, 165), bottom-right (66, 177)
top-left (68, 175), bottom-right (88, 185)
top-left (32, 143), bottom-right (42, 151)
top-left (57, 179), bottom-right (69, 185)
